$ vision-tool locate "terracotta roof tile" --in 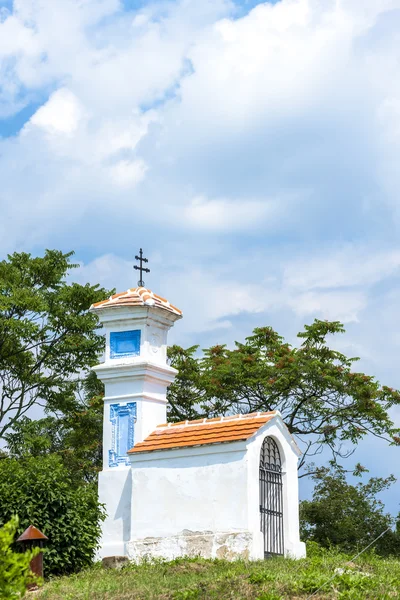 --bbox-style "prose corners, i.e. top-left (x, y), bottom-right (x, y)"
top-left (129, 411), bottom-right (277, 454)
top-left (90, 287), bottom-right (182, 317)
